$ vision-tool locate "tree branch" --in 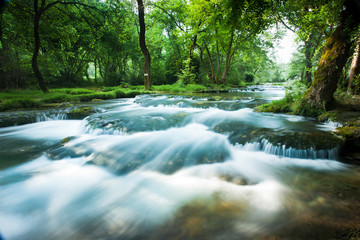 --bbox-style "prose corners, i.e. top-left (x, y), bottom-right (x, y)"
top-left (42, 1), bottom-right (99, 15)
top-left (151, 3), bottom-right (185, 32)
